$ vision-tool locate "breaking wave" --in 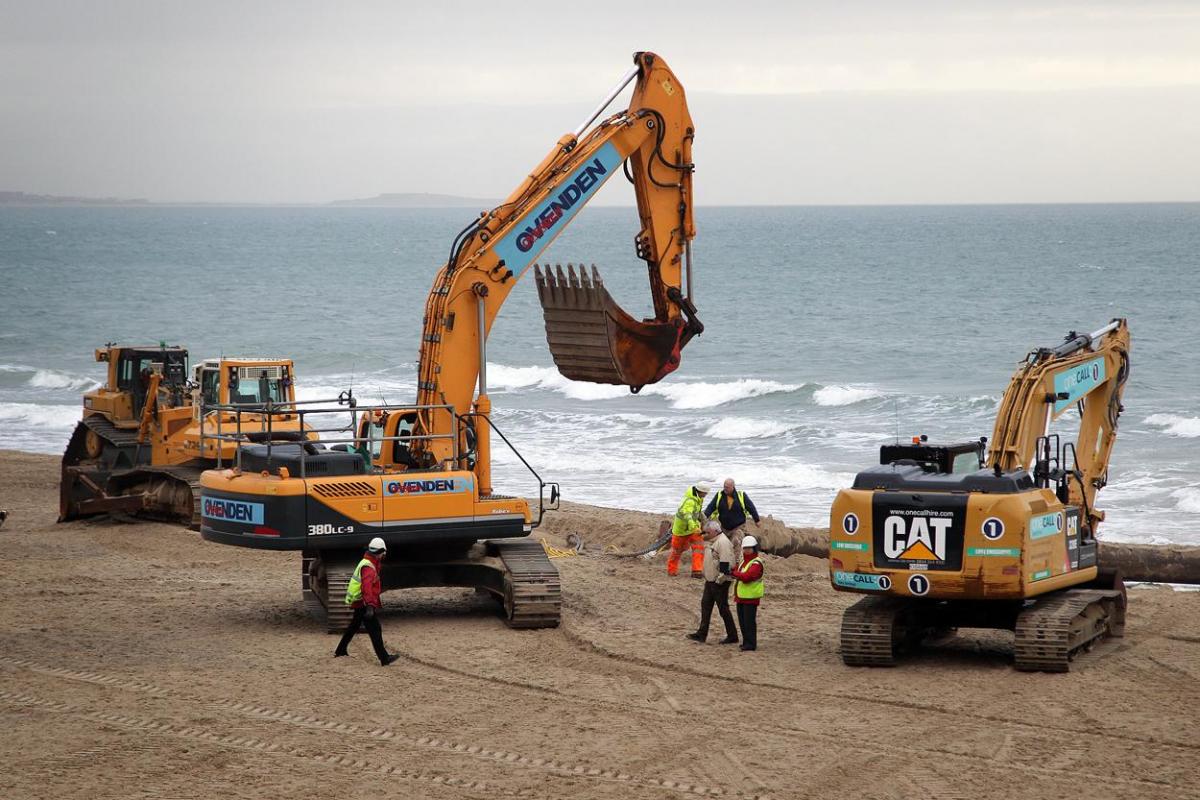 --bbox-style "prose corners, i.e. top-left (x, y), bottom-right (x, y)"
top-left (1173, 487), bottom-right (1200, 514)
top-left (702, 417), bottom-right (797, 440)
top-left (1145, 414), bottom-right (1200, 438)
top-left (813, 385), bottom-right (883, 407)
top-left (487, 364), bottom-right (799, 409)
top-left (27, 369), bottom-right (100, 391)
